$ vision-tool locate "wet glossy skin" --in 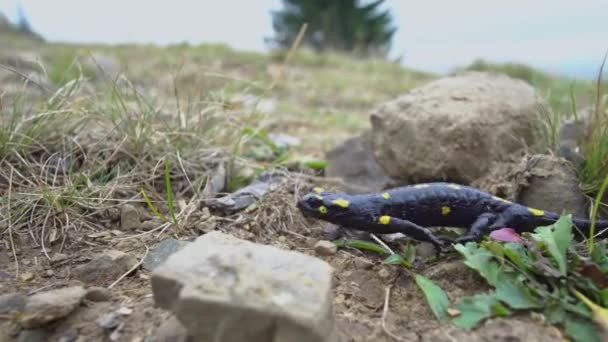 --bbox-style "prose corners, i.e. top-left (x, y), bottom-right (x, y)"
top-left (298, 182), bottom-right (608, 250)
